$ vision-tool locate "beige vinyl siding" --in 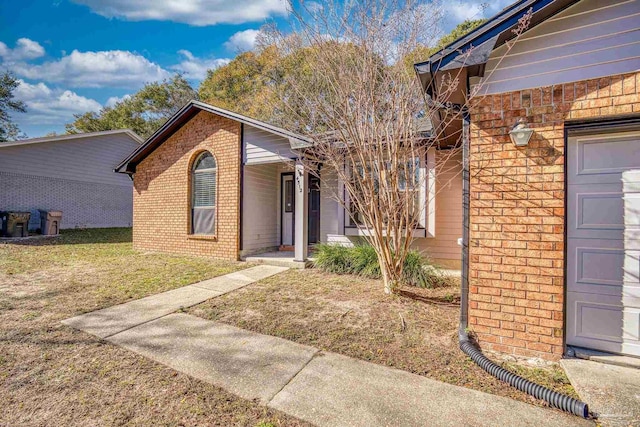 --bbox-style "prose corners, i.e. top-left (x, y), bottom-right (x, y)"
top-left (317, 152), bottom-right (462, 266)
top-left (474, 0), bottom-right (640, 96)
top-left (243, 124), bottom-right (296, 165)
top-left (241, 163), bottom-right (281, 253)
top-left (412, 151), bottom-right (463, 267)
top-left (0, 133), bottom-right (139, 186)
